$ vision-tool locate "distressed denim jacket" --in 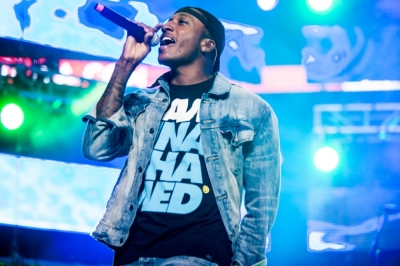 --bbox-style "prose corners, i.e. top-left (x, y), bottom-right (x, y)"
top-left (82, 72), bottom-right (281, 266)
